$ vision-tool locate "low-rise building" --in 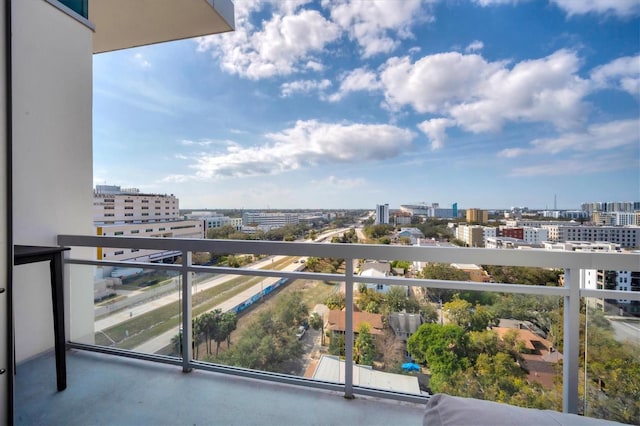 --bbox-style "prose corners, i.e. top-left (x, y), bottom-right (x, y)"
top-left (311, 355), bottom-right (421, 394)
